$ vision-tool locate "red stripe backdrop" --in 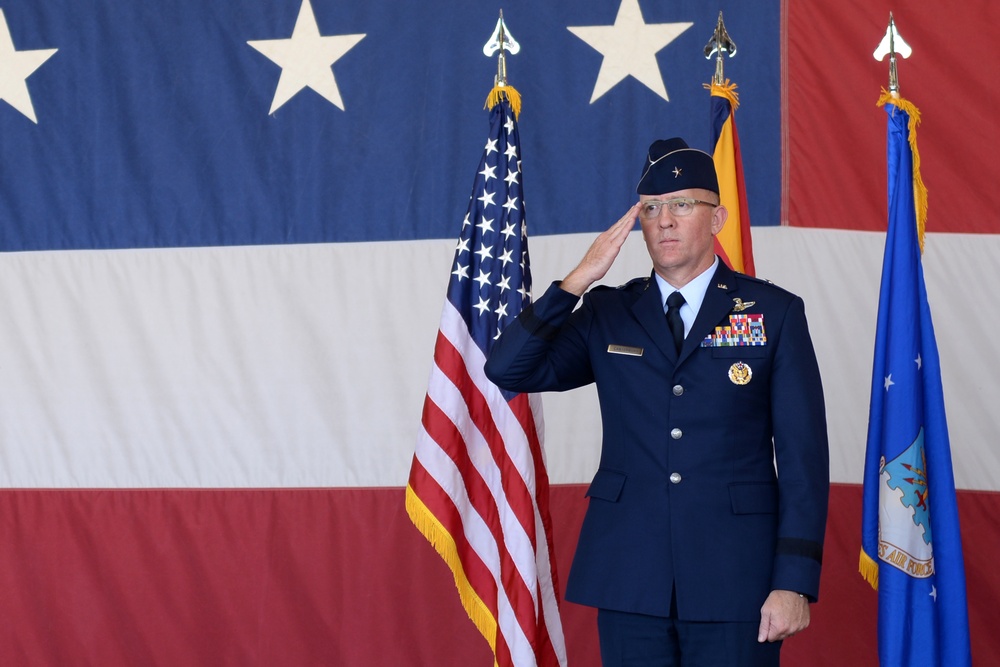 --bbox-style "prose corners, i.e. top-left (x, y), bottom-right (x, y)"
top-left (786, 0), bottom-right (1000, 233)
top-left (1, 486), bottom-right (995, 664)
